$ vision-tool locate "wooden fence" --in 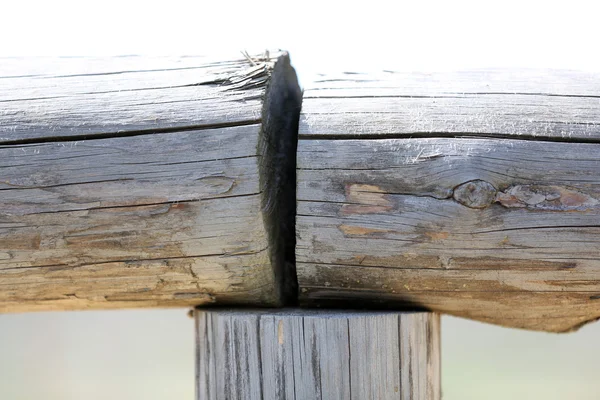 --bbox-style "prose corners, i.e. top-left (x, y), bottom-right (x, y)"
top-left (2, 52), bottom-right (599, 399)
